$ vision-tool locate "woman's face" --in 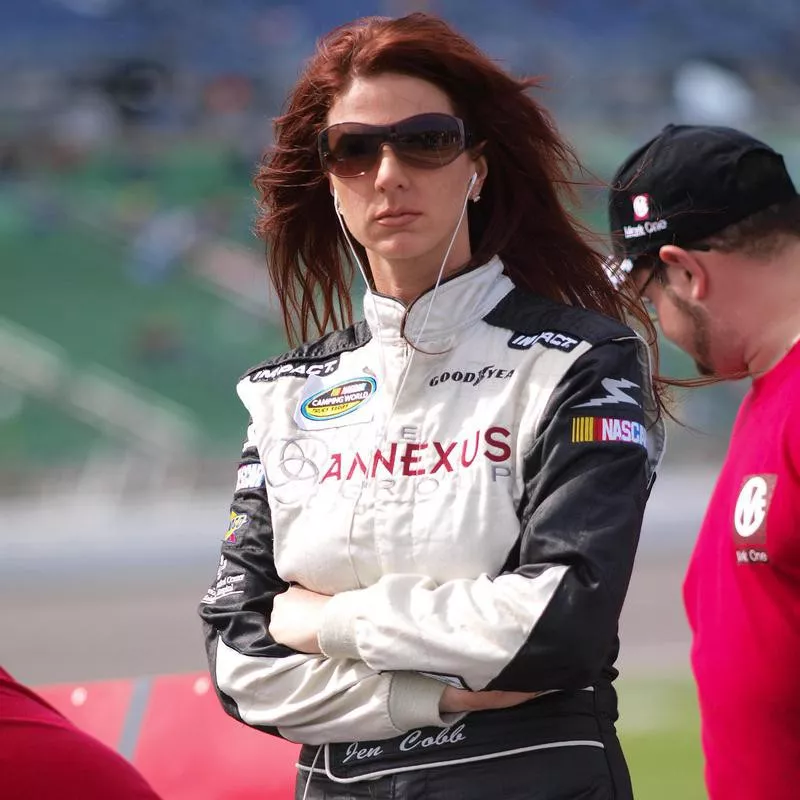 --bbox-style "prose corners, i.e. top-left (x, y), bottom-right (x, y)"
top-left (325, 73), bottom-right (486, 290)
